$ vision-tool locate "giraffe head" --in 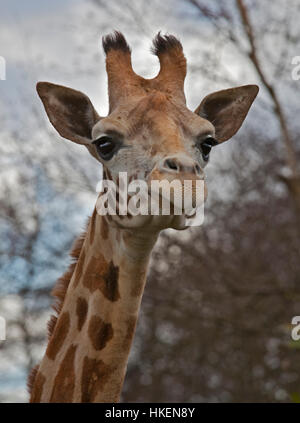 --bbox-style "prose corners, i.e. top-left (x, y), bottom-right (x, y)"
top-left (37, 31), bottom-right (258, 231)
